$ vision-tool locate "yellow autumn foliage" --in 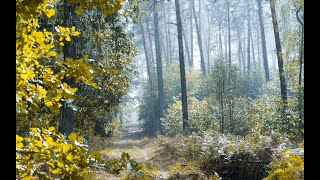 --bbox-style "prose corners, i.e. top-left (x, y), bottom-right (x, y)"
top-left (264, 149), bottom-right (304, 180)
top-left (16, 127), bottom-right (92, 179)
top-left (16, 127), bottom-right (142, 179)
top-left (16, 0), bottom-right (123, 131)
